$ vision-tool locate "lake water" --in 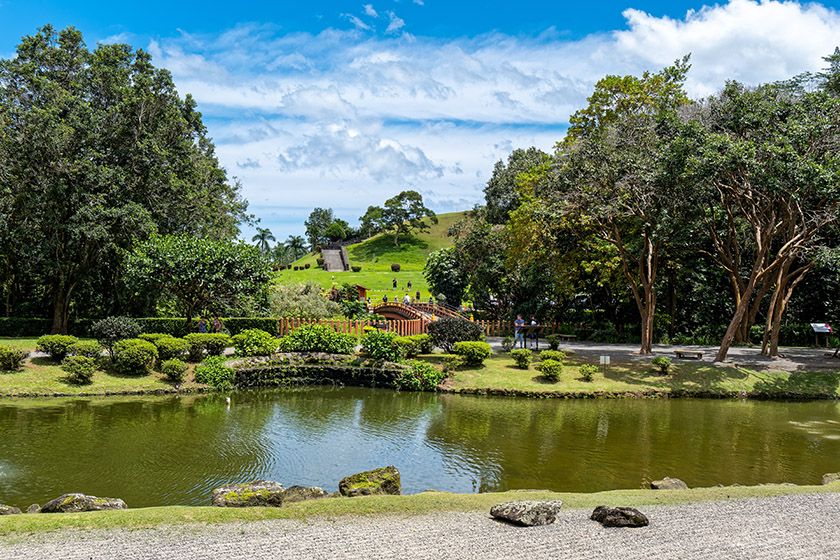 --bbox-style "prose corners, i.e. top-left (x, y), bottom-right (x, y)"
top-left (1, 388), bottom-right (839, 508)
